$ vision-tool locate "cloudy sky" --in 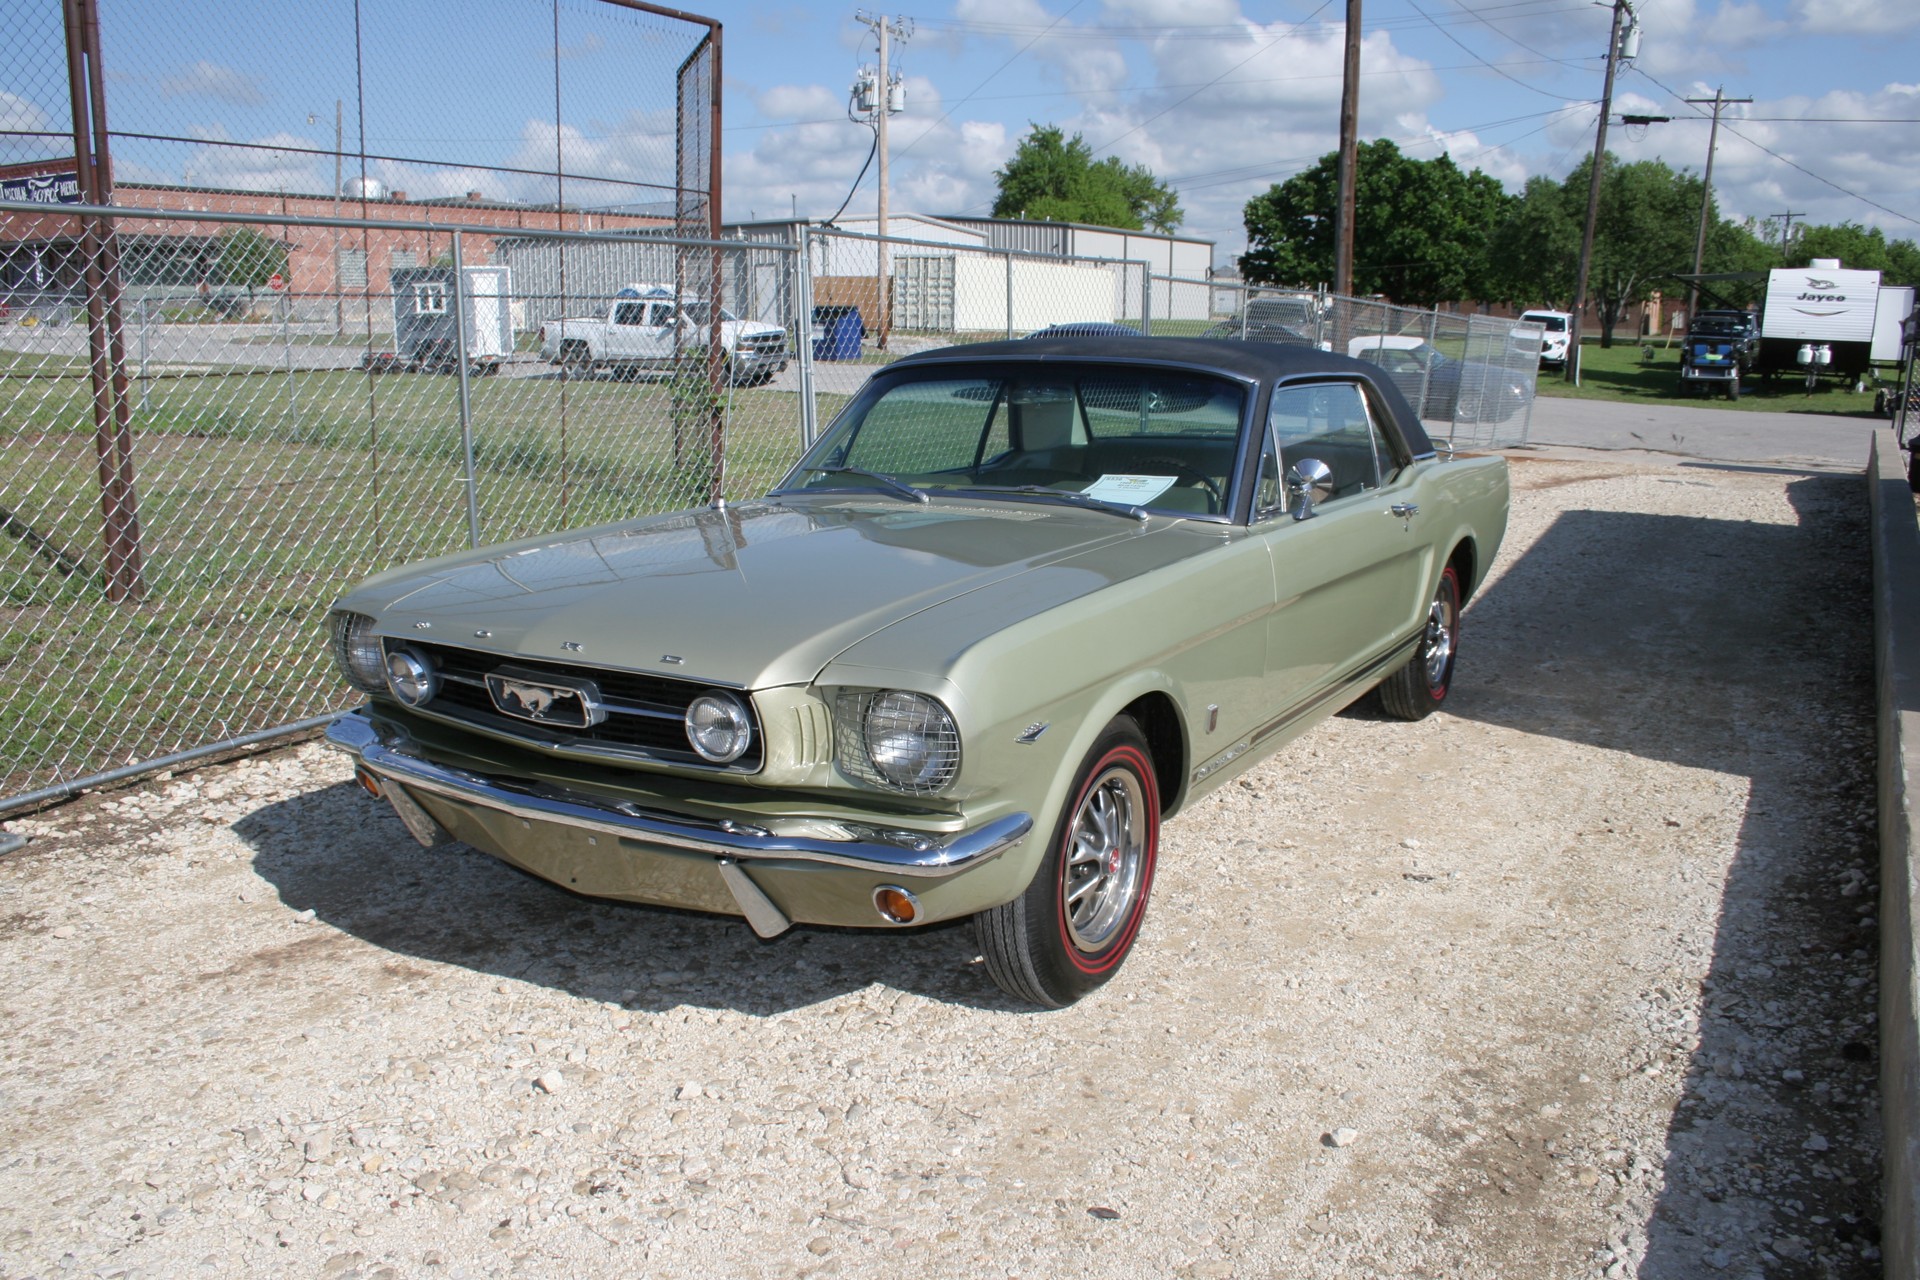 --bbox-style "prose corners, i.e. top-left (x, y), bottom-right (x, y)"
top-left (5, 0), bottom-right (1915, 265)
